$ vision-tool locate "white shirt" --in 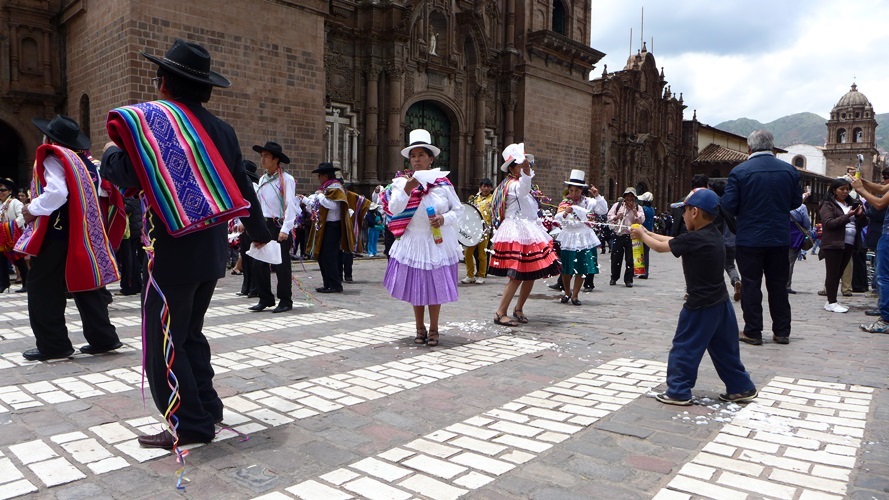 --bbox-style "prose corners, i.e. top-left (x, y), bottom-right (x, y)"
top-left (256, 170), bottom-right (298, 234)
top-left (0, 197), bottom-right (24, 228)
top-left (318, 182), bottom-right (344, 222)
top-left (29, 156), bottom-right (69, 216)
